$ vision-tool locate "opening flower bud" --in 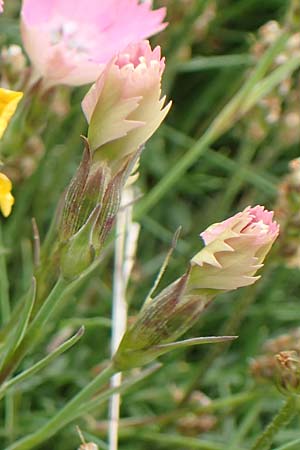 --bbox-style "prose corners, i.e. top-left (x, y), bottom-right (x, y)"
top-left (82, 40), bottom-right (171, 159)
top-left (189, 206), bottom-right (279, 291)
